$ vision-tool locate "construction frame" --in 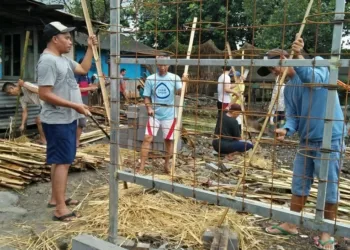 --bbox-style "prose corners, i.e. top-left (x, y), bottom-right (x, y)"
top-left (108, 0), bottom-right (350, 244)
